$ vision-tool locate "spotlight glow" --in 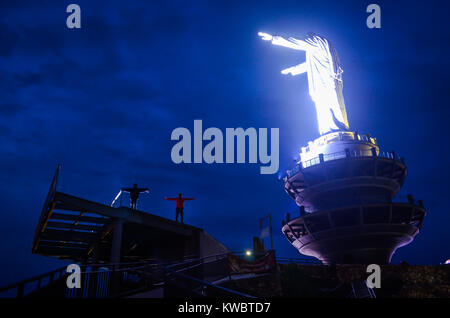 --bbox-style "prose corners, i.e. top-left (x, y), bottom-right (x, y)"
top-left (259, 32), bottom-right (350, 135)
